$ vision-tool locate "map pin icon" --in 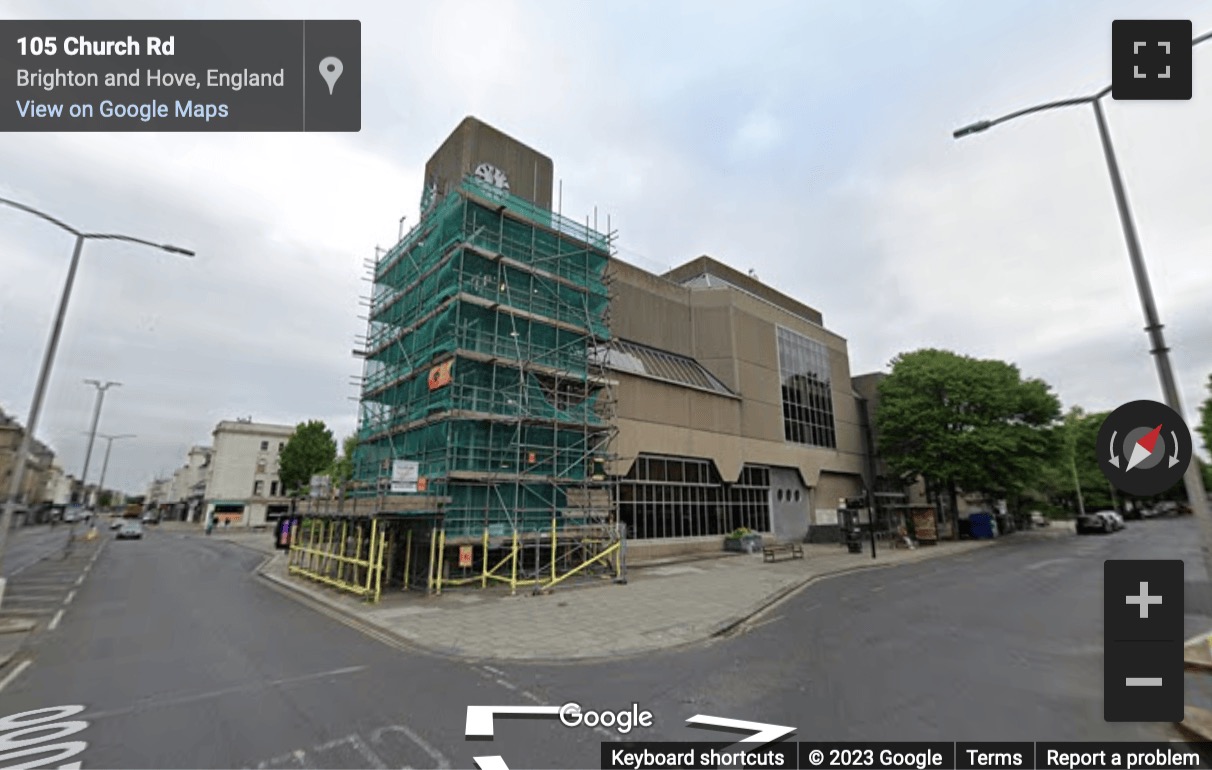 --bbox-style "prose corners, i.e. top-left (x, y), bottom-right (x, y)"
top-left (319, 56), bottom-right (343, 95)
